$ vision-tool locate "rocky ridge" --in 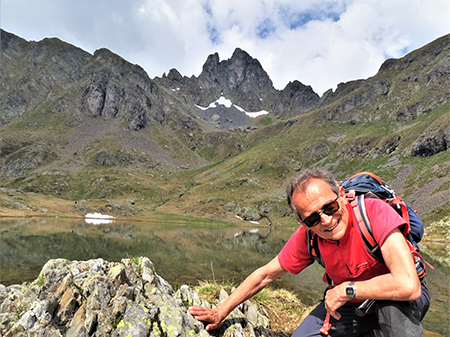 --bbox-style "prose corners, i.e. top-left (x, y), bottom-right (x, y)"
top-left (0, 257), bottom-right (287, 337)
